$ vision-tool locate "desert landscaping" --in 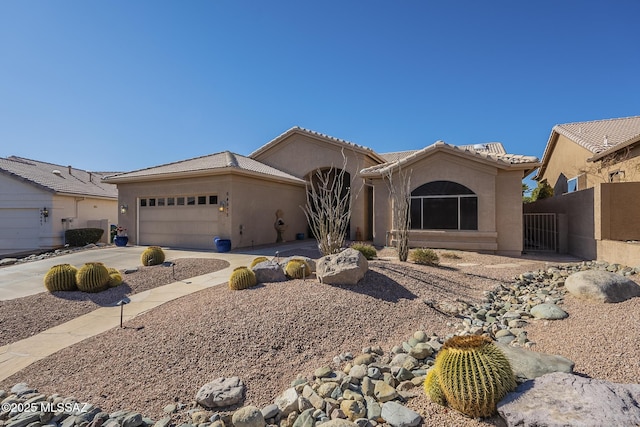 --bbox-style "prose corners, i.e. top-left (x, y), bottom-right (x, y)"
top-left (1, 246), bottom-right (640, 427)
